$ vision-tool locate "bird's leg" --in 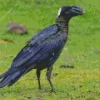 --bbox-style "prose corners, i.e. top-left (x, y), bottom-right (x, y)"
top-left (36, 69), bottom-right (41, 89)
top-left (46, 67), bottom-right (55, 93)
